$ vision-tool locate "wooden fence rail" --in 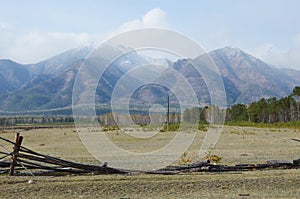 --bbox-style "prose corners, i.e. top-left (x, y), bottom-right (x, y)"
top-left (0, 133), bottom-right (299, 176)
